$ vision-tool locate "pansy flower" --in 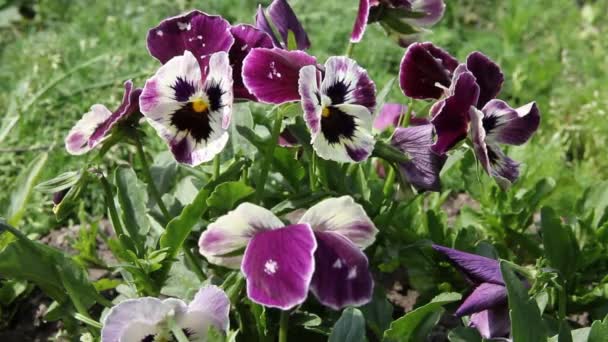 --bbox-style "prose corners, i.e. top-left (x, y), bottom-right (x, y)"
top-left (255, 0), bottom-right (311, 50)
top-left (298, 56), bottom-right (377, 163)
top-left (298, 196), bottom-right (378, 310)
top-left (199, 203), bottom-right (317, 310)
top-left (229, 25), bottom-right (274, 100)
top-left (101, 285), bottom-right (230, 342)
top-left (139, 51), bottom-right (233, 166)
top-left (351, 0), bottom-right (446, 44)
top-left (432, 245), bottom-right (511, 339)
top-left (65, 80), bottom-right (141, 155)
